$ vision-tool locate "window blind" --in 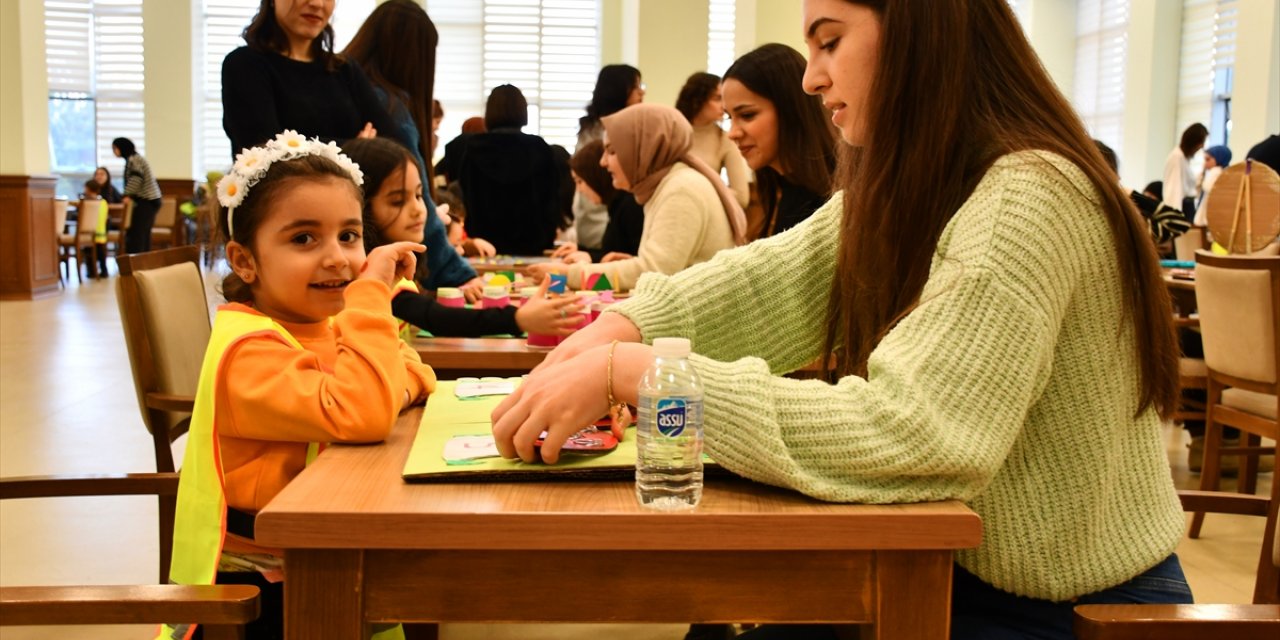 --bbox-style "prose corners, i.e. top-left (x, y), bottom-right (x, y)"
top-left (1176, 0), bottom-right (1236, 146)
top-left (707, 0), bottom-right (735, 77)
top-left (1072, 0), bottom-right (1129, 159)
top-left (430, 0), bottom-right (600, 152)
top-left (45, 0), bottom-right (94, 96)
top-left (200, 0), bottom-right (259, 175)
top-left (93, 0), bottom-right (145, 169)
